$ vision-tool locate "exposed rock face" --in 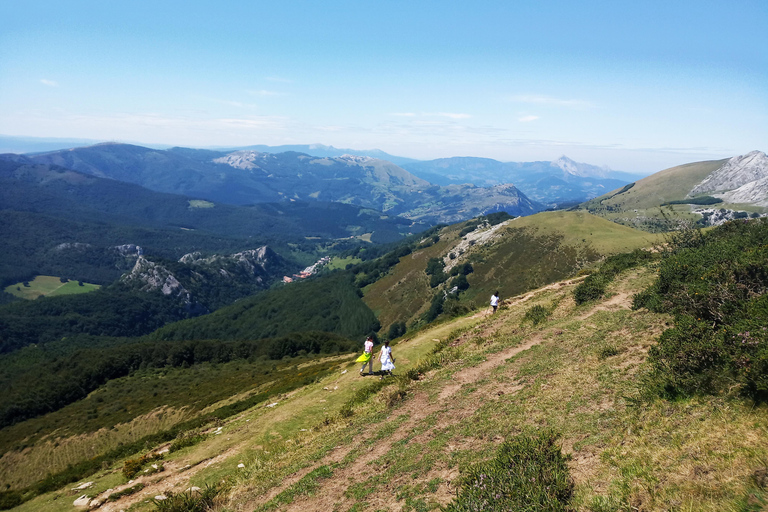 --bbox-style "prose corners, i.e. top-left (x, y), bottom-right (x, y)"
top-left (179, 246), bottom-right (276, 281)
top-left (553, 156), bottom-right (611, 178)
top-left (691, 151), bottom-right (768, 196)
top-left (212, 150), bottom-right (268, 171)
top-left (123, 256), bottom-right (192, 303)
